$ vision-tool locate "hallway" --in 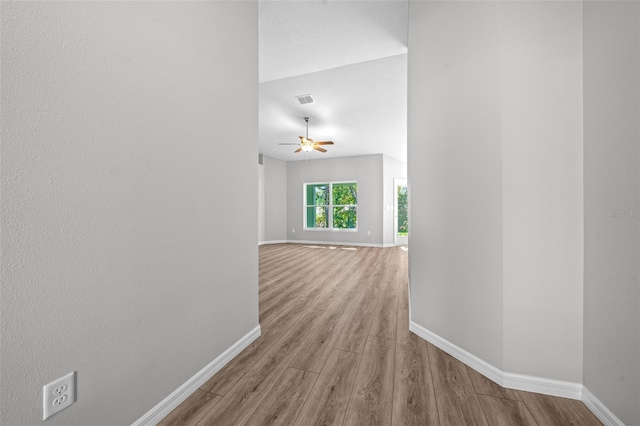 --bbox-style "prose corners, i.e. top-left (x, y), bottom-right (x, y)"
top-left (160, 244), bottom-right (601, 425)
